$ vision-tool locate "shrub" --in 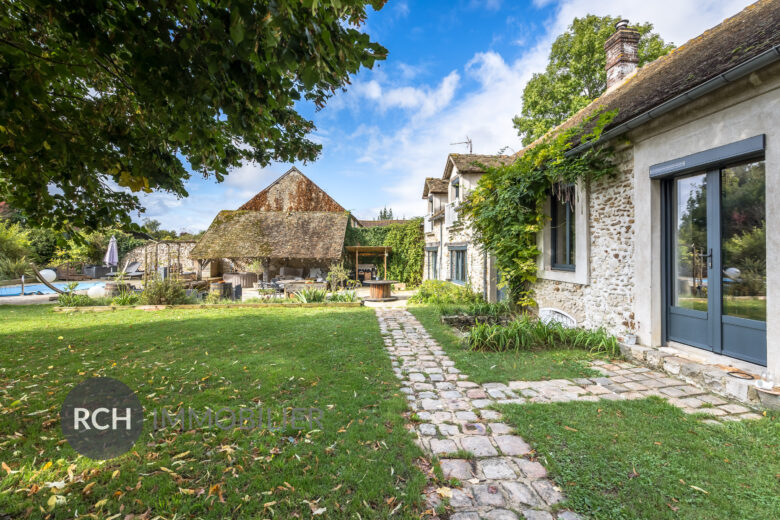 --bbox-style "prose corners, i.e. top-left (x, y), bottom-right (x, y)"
top-left (467, 315), bottom-right (619, 356)
top-left (328, 290), bottom-right (358, 302)
top-left (326, 261), bottom-right (350, 290)
top-left (141, 276), bottom-right (189, 305)
top-left (436, 300), bottom-right (513, 318)
top-left (0, 256), bottom-right (32, 280)
top-left (294, 287), bottom-right (328, 303)
top-left (111, 291), bottom-right (140, 306)
top-left (409, 280), bottom-right (483, 305)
